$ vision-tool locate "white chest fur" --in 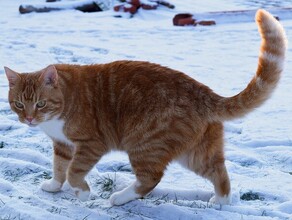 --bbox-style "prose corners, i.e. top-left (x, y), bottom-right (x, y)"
top-left (39, 119), bottom-right (74, 146)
